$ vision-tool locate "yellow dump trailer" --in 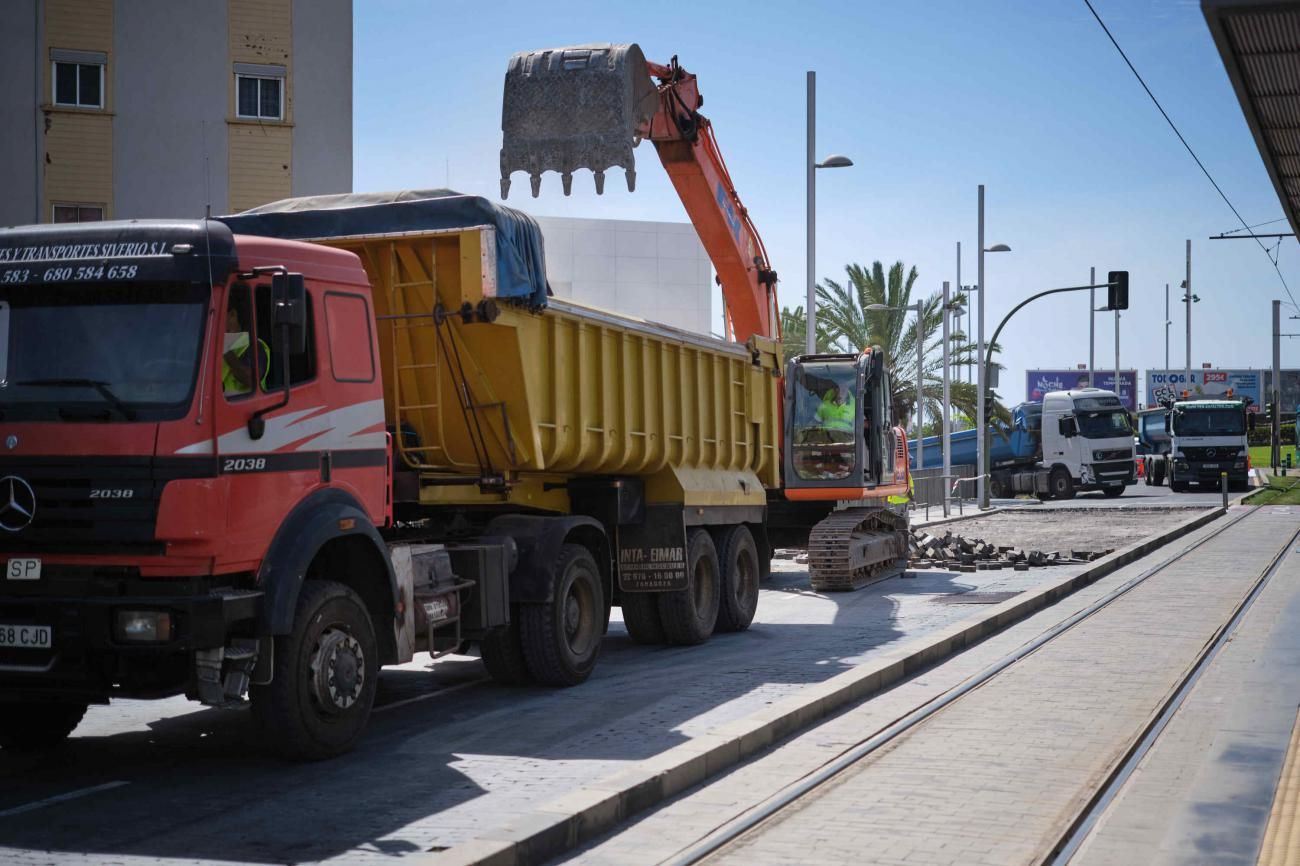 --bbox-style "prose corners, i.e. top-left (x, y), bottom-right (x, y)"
top-left (325, 225), bottom-right (782, 515)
